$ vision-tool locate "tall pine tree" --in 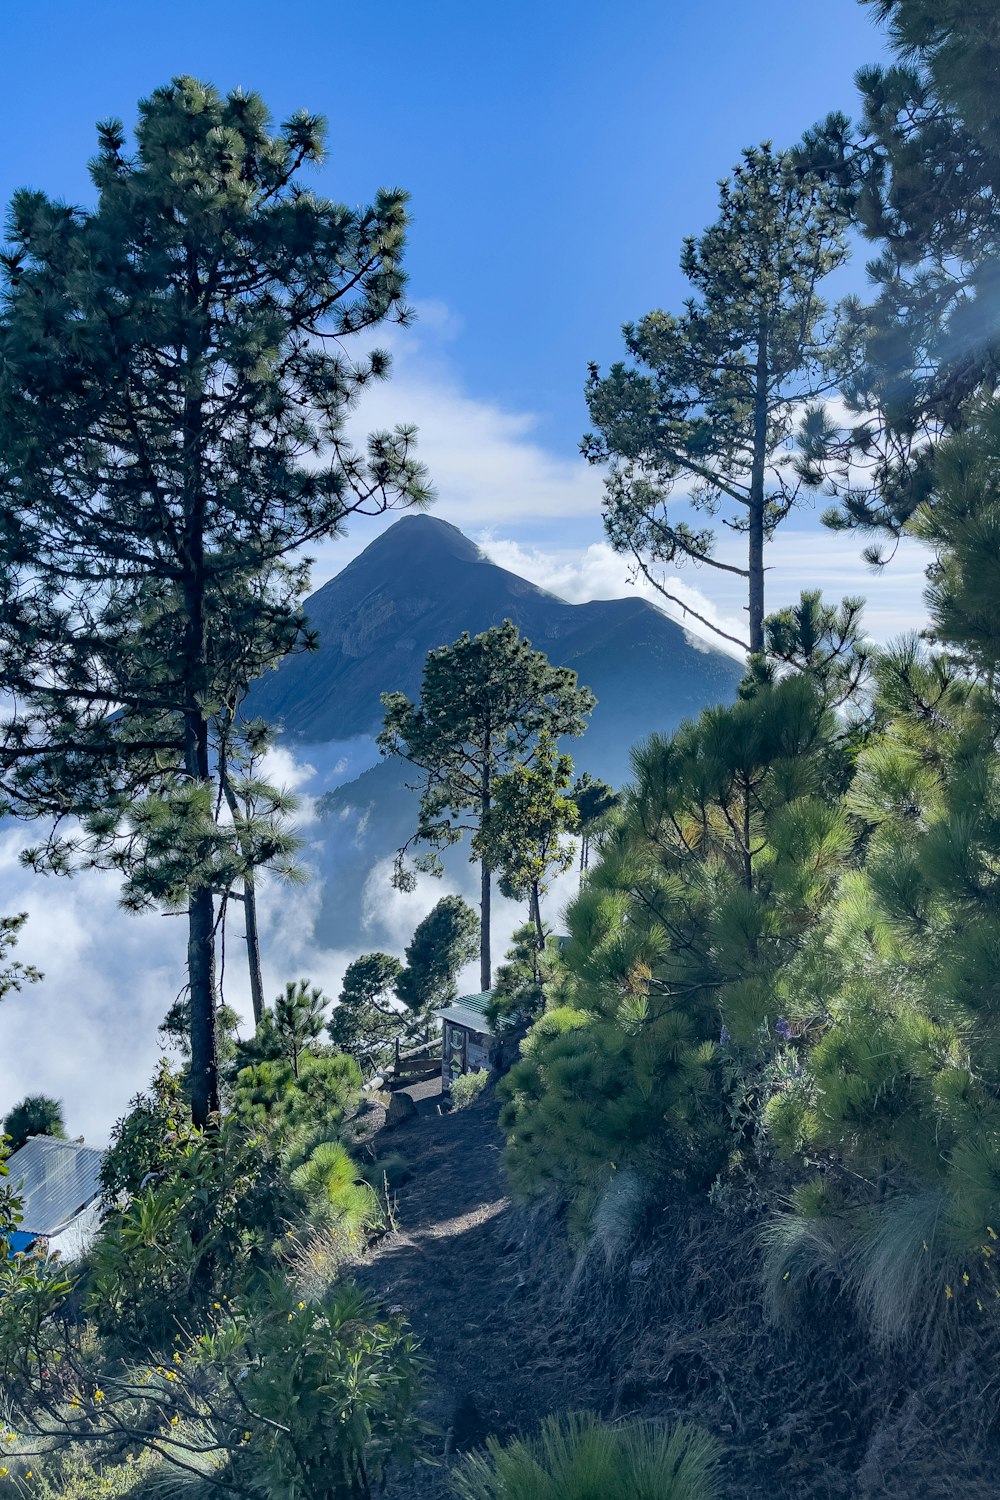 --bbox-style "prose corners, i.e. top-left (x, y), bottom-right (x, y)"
top-left (380, 621), bottom-right (594, 991)
top-left (0, 79), bottom-right (429, 1123)
top-left (583, 144), bottom-right (848, 654)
